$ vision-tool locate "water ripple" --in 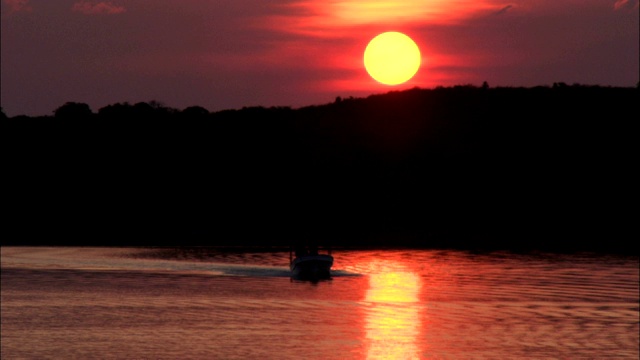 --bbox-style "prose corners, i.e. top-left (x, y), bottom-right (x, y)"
top-left (2, 247), bottom-right (637, 359)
